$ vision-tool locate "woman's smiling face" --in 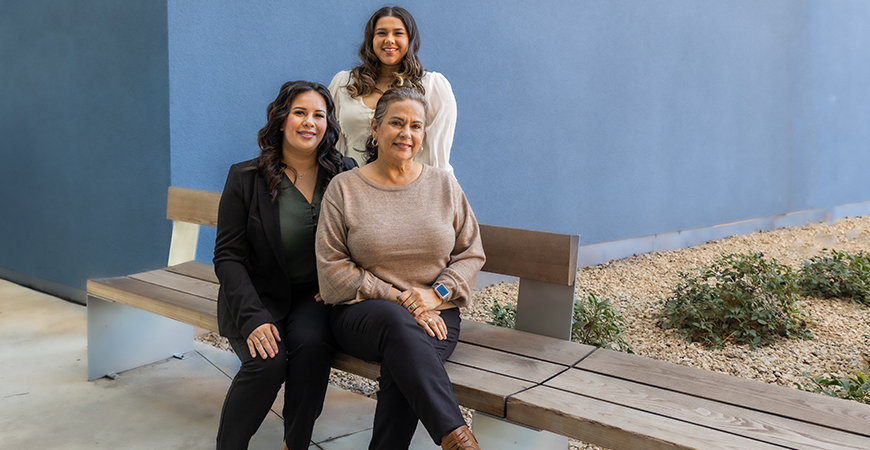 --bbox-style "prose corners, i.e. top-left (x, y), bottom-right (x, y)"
top-left (371, 99), bottom-right (425, 164)
top-left (372, 16), bottom-right (409, 68)
top-left (281, 90), bottom-right (327, 156)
